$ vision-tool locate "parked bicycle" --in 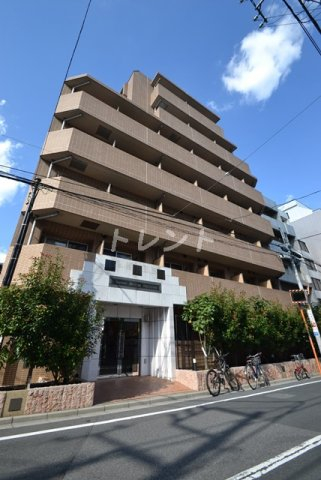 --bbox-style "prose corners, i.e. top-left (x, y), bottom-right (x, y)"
top-left (244, 352), bottom-right (270, 390)
top-left (206, 349), bottom-right (240, 397)
top-left (292, 353), bottom-right (310, 381)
